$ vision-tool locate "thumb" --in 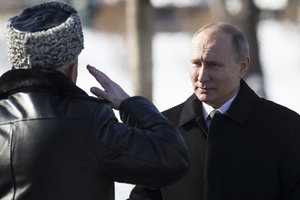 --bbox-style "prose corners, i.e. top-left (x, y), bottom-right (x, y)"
top-left (90, 87), bottom-right (108, 99)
